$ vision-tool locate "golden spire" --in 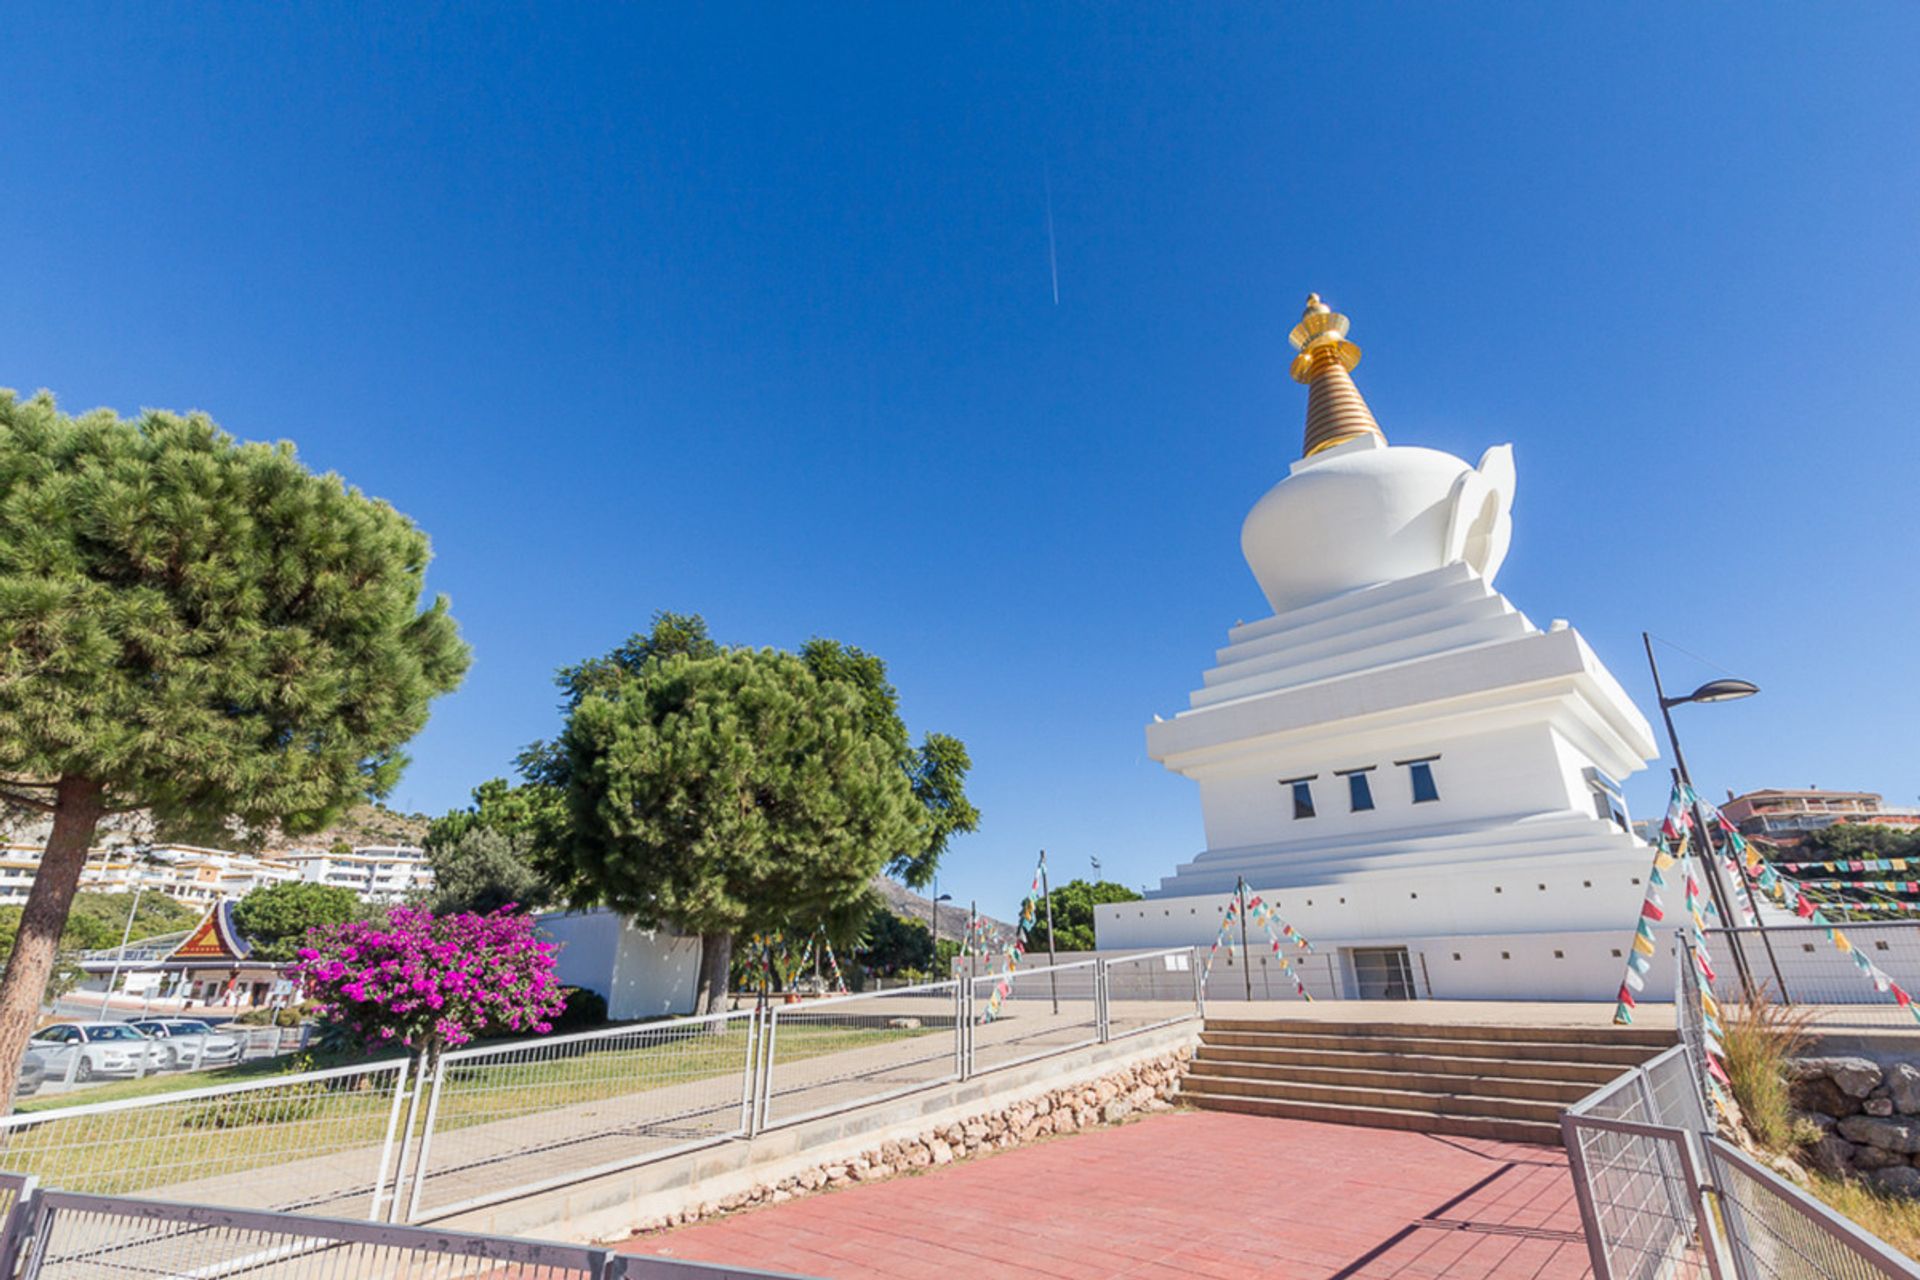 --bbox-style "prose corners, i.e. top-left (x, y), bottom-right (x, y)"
top-left (1289, 292), bottom-right (1385, 458)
